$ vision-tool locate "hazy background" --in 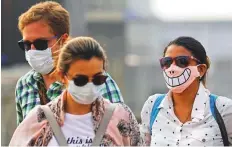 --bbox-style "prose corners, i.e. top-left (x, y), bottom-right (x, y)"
top-left (2, 0), bottom-right (232, 145)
